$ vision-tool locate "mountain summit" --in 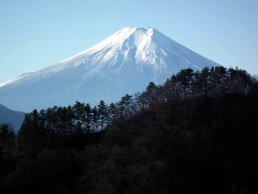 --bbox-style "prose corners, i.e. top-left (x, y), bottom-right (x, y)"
top-left (0, 27), bottom-right (219, 111)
